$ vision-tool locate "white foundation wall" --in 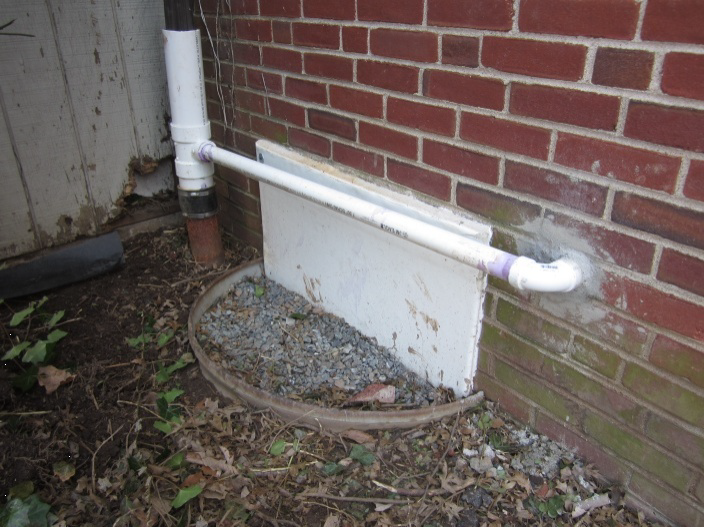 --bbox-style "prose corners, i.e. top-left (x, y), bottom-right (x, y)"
top-left (257, 141), bottom-right (492, 396)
